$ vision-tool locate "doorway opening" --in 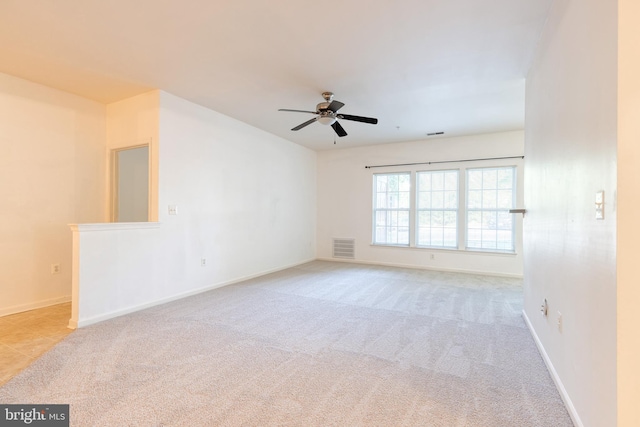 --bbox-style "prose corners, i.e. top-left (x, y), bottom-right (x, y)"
top-left (110, 144), bottom-right (150, 222)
